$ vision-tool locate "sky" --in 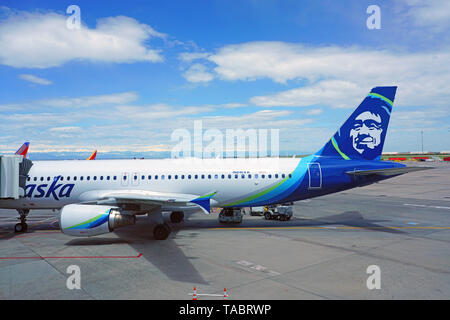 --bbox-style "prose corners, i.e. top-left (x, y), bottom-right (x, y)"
top-left (0, 0), bottom-right (449, 159)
